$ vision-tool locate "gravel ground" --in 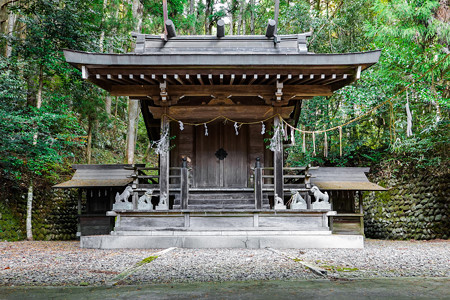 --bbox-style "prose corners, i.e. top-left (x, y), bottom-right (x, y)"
top-left (0, 239), bottom-right (448, 286)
